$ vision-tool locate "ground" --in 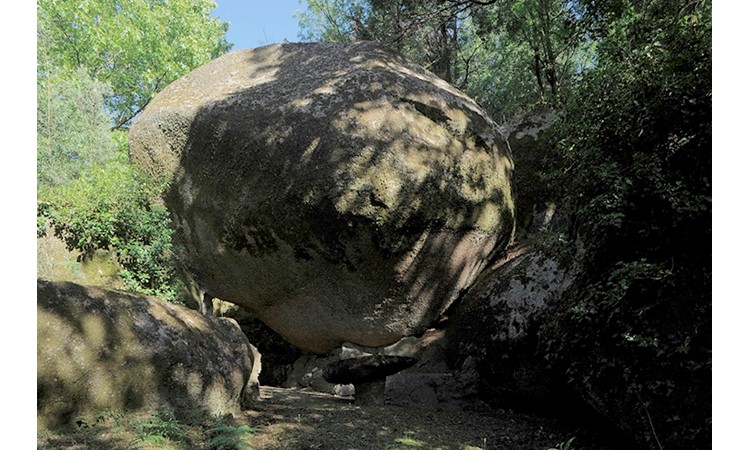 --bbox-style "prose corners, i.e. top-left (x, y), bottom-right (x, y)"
top-left (37, 386), bottom-right (619, 450)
